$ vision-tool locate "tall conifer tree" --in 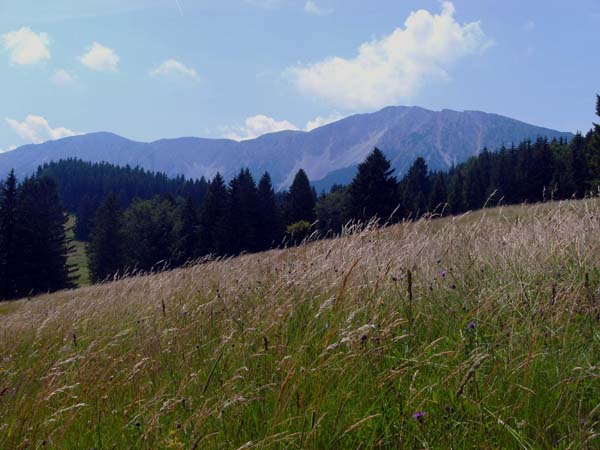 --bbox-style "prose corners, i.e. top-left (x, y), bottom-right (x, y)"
top-left (173, 196), bottom-right (200, 265)
top-left (227, 169), bottom-right (260, 254)
top-left (257, 172), bottom-right (282, 250)
top-left (13, 177), bottom-right (73, 297)
top-left (349, 148), bottom-right (398, 222)
top-left (286, 169), bottom-right (315, 224)
top-left (199, 173), bottom-right (230, 255)
top-left (588, 95), bottom-right (600, 188)
top-left (88, 193), bottom-right (125, 282)
top-left (0, 171), bottom-right (18, 299)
